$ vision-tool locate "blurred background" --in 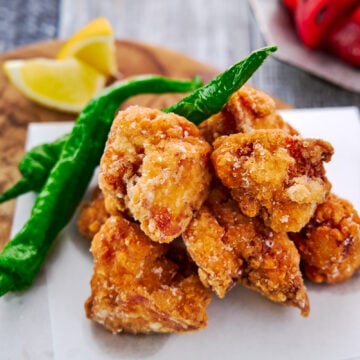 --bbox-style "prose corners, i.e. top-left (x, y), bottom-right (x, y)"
top-left (0, 0), bottom-right (359, 108)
